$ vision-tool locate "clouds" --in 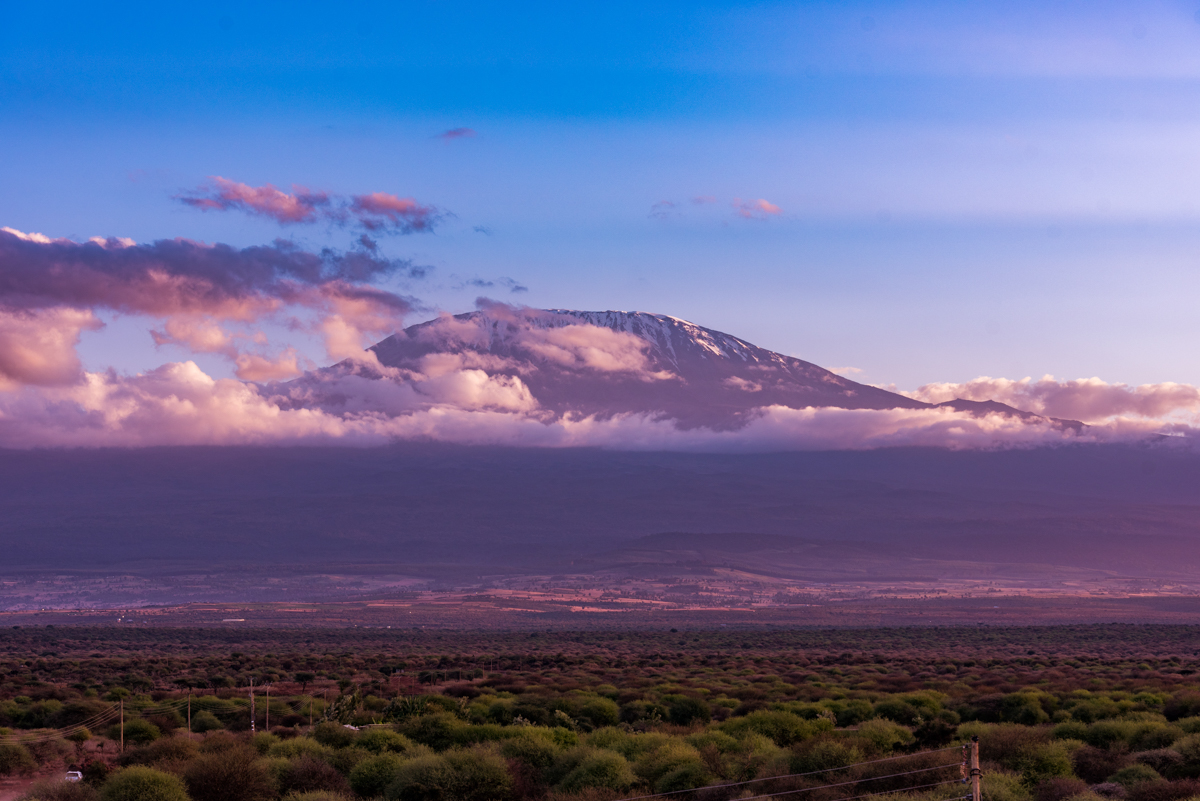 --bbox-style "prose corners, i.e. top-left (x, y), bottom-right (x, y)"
top-left (734, 198), bottom-right (781, 219)
top-left (0, 308), bottom-right (102, 389)
top-left (0, 227), bottom-right (421, 386)
top-left (177, 177), bottom-right (442, 234)
top-left (649, 196), bottom-right (782, 221)
top-left (0, 360), bottom-right (1177, 450)
top-left (436, 128), bottom-right (476, 141)
top-left (908, 375), bottom-right (1200, 424)
top-left (1, 225), bottom-right (1196, 451)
